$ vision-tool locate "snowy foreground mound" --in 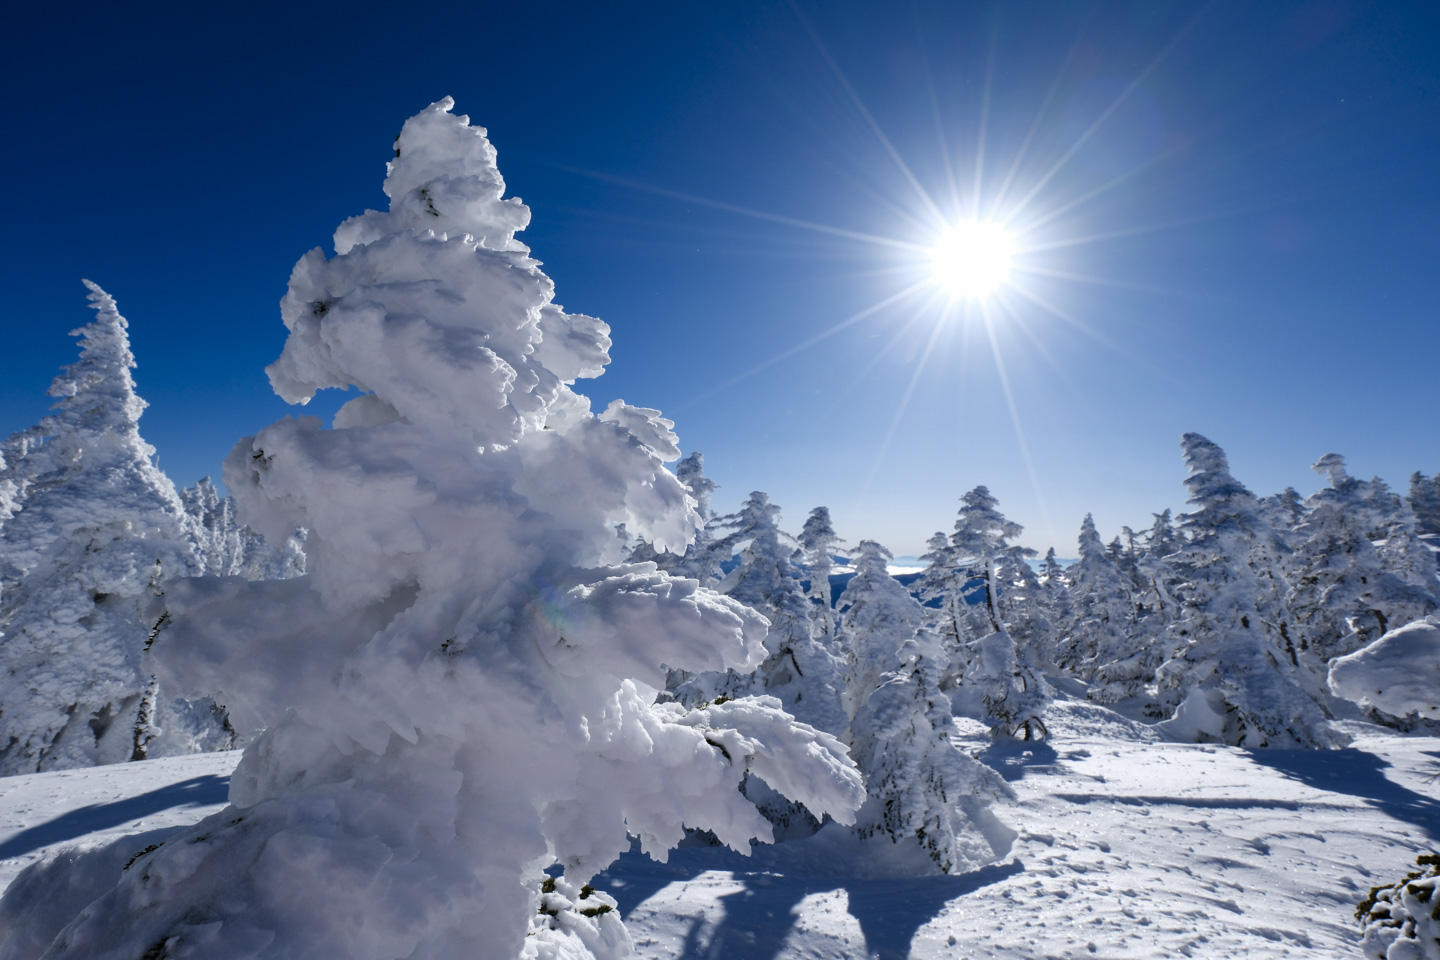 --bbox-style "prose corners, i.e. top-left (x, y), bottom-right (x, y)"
top-left (1, 696), bottom-right (1436, 960)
